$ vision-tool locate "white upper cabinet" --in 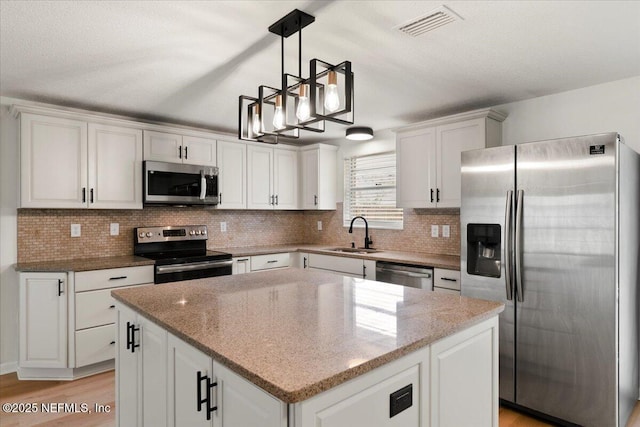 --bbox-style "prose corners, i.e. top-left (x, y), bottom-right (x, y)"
top-left (143, 130), bottom-right (216, 166)
top-left (247, 145), bottom-right (298, 210)
top-left (300, 144), bottom-right (337, 210)
top-left (19, 113), bottom-right (143, 209)
top-left (88, 123), bottom-right (143, 209)
top-left (395, 108), bottom-right (506, 208)
top-left (217, 140), bottom-right (246, 209)
top-left (20, 114), bottom-right (88, 208)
